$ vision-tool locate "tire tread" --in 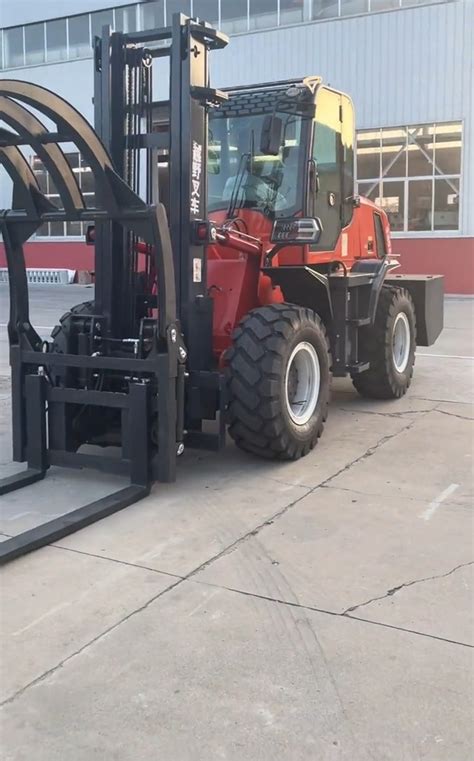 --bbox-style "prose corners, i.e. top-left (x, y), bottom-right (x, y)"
top-left (227, 303), bottom-right (331, 460)
top-left (352, 286), bottom-right (416, 399)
